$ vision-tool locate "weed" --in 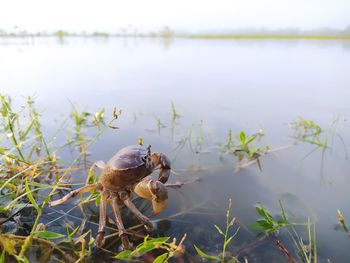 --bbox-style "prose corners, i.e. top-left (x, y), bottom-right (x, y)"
top-left (290, 117), bottom-right (326, 148)
top-left (194, 199), bottom-right (239, 262)
top-left (171, 101), bottom-right (180, 124)
top-left (154, 114), bottom-right (167, 133)
top-left (115, 234), bottom-right (186, 262)
top-left (252, 201), bottom-right (317, 263)
top-left (221, 129), bottom-right (269, 170)
top-left (0, 95), bottom-right (121, 262)
top-left (336, 209), bottom-right (350, 235)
